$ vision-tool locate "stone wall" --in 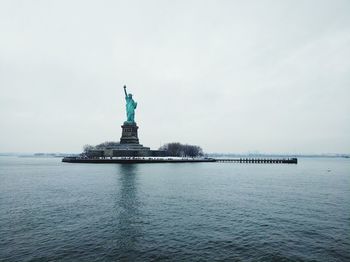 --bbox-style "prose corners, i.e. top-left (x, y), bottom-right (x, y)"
top-left (86, 149), bottom-right (167, 157)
